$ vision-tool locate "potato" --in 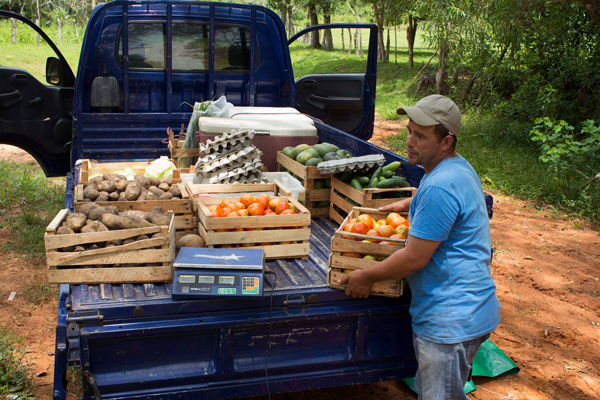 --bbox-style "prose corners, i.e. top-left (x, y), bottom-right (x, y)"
top-left (95, 192), bottom-right (109, 202)
top-left (106, 239), bottom-right (122, 247)
top-left (168, 185), bottom-right (181, 198)
top-left (137, 188), bottom-right (148, 201)
top-left (101, 214), bottom-right (155, 230)
top-left (83, 186), bottom-right (100, 201)
top-left (96, 180), bottom-right (117, 193)
top-left (115, 179), bottom-right (131, 192)
top-left (117, 192), bottom-right (127, 201)
top-left (122, 239), bottom-right (136, 246)
top-left (159, 177), bottom-right (172, 185)
top-left (159, 192), bottom-right (173, 200)
top-left (80, 198), bottom-right (92, 203)
top-left (57, 226), bottom-right (75, 235)
top-left (88, 206), bottom-right (119, 221)
top-left (176, 234), bottom-right (205, 252)
top-left (136, 234), bottom-right (150, 241)
top-left (148, 206), bottom-right (170, 225)
top-left (89, 175), bottom-right (104, 184)
top-left (148, 186), bottom-right (164, 197)
top-left (158, 182), bottom-right (170, 191)
top-left (134, 175), bottom-right (150, 189)
top-left (125, 182), bottom-right (142, 201)
top-left (148, 177), bottom-right (160, 187)
top-left (108, 192), bottom-right (120, 201)
top-left (146, 192), bottom-right (160, 201)
top-left (66, 213), bottom-right (87, 232)
top-left (74, 246), bottom-right (86, 252)
top-left (81, 221), bottom-right (109, 233)
top-left (124, 210), bottom-right (150, 221)
top-left (102, 173), bottom-right (127, 182)
top-left (79, 202), bottom-right (100, 217)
